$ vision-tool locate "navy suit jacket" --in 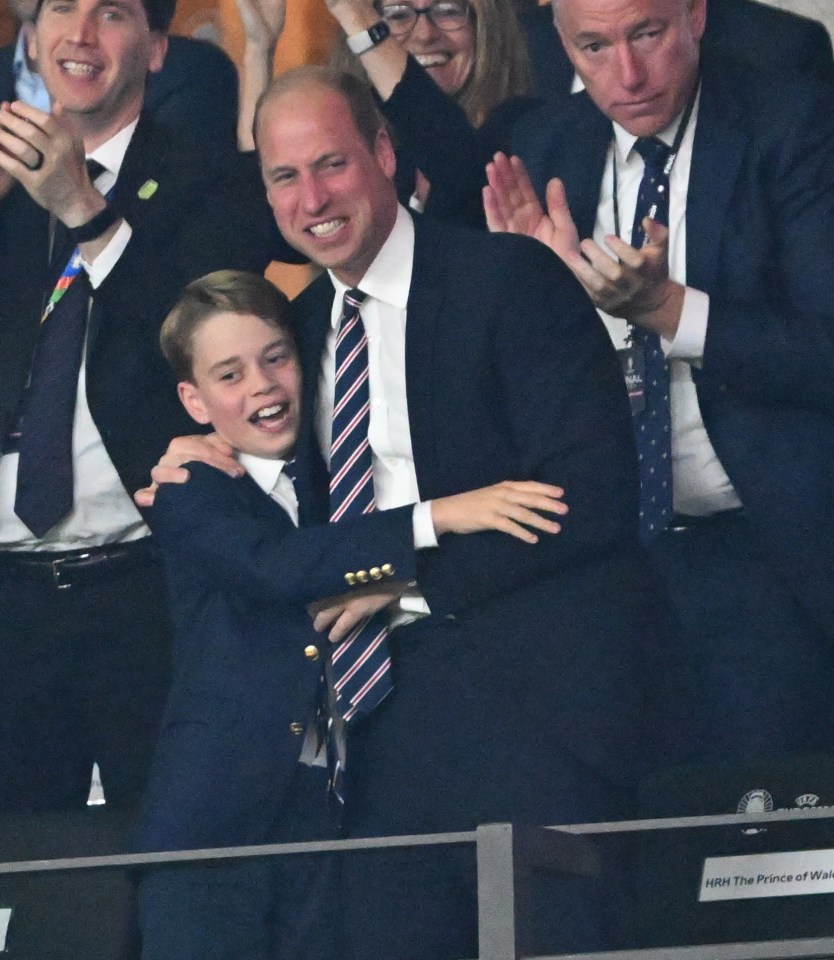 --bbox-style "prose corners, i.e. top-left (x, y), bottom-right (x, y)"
top-left (522, 0), bottom-right (834, 99)
top-left (0, 34), bottom-right (240, 155)
top-left (0, 113), bottom-right (290, 514)
top-left (133, 463), bottom-right (417, 851)
top-left (292, 214), bottom-right (673, 802)
top-left (512, 55), bottom-right (834, 640)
